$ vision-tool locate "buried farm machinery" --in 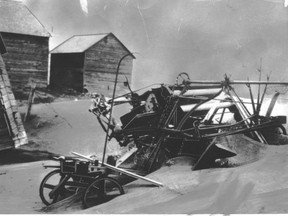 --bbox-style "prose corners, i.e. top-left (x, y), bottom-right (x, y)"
top-left (90, 73), bottom-right (288, 173)
top-left (39, 73), bottom-right (288, 210)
